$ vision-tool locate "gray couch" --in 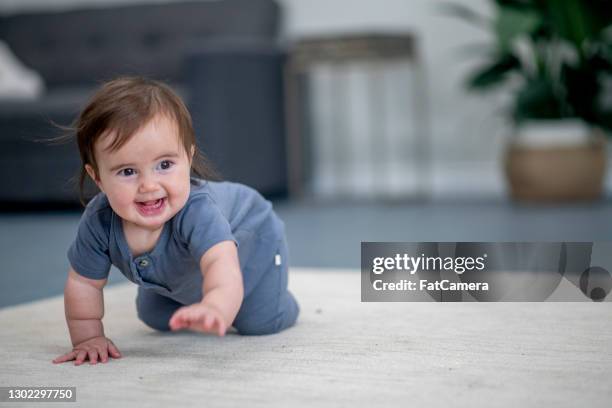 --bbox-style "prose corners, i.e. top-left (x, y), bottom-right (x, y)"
top-left (0, 0), bottom-right (287, 207)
